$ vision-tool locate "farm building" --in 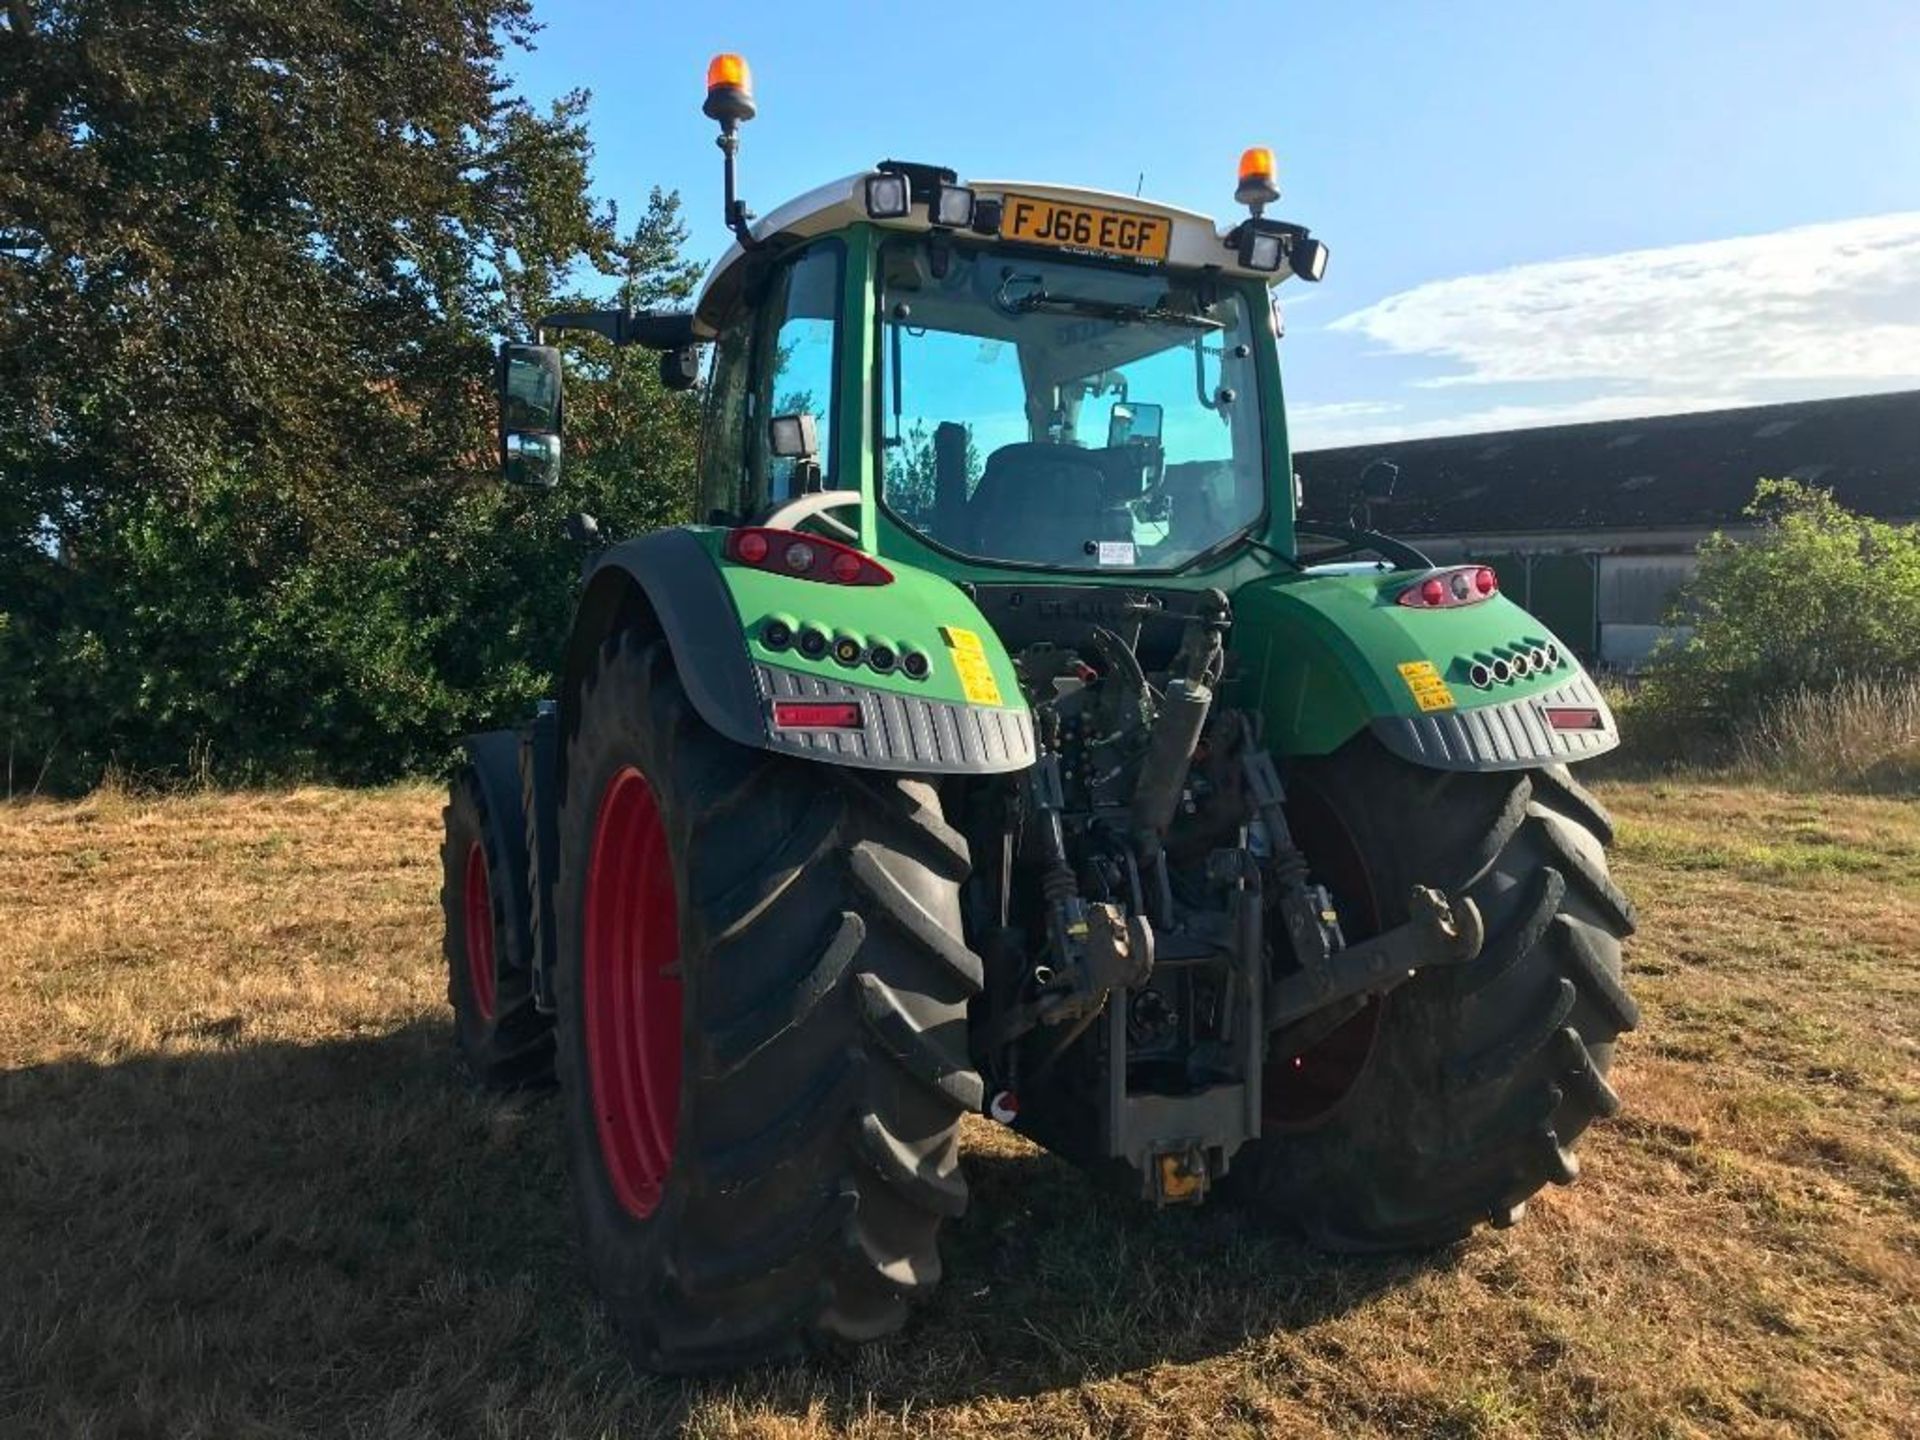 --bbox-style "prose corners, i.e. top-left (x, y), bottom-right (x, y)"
top-left (1294, 389), bottom-right (1920, 668)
